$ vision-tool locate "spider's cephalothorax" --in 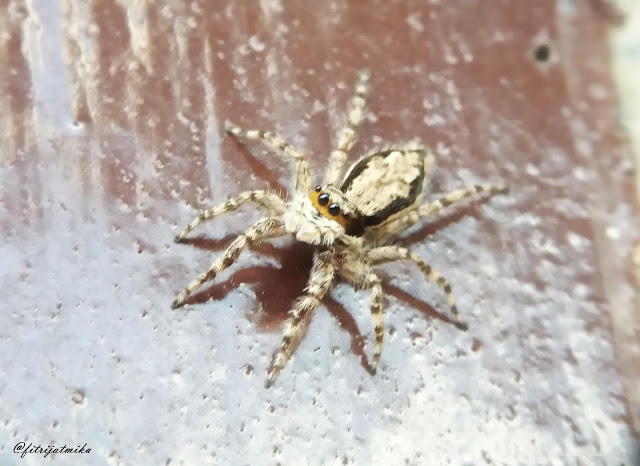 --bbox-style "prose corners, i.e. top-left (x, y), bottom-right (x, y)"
top-left (172, 69), bottom-right (507, 387)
